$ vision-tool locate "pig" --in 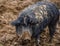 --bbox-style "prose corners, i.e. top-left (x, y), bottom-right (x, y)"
top-left (11, 1), bottom-right (59, 46)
